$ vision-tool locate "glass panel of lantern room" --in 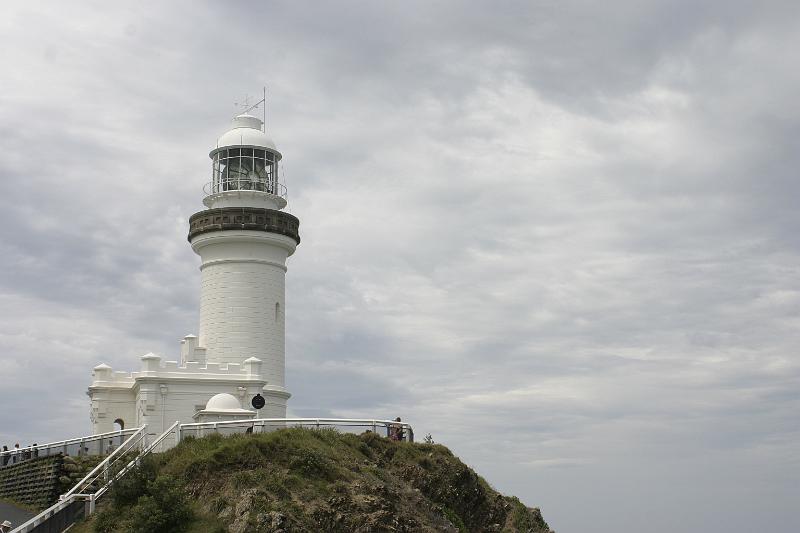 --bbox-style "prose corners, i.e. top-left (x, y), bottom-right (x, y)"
top-left (218, 150), bottom-right (230, 190)
top-left (252, 150), bottom-right (265, 192)
top-left (229, 149), bottom-right (242, 189)
top-left (253, 150), bottom-right (266, 192)
top-left (212, 154), bottom-right (220, 193)
top-left (267, 152), bottom-right (276, 194)
top-left (243, 150), bottom-right (255, 190)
